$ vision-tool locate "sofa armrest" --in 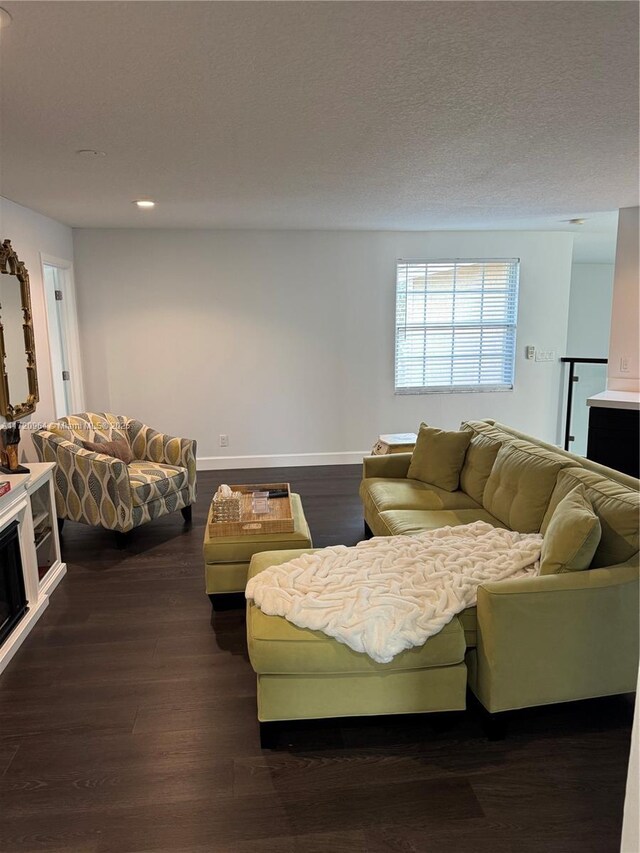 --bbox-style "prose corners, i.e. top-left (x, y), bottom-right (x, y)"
top-left (362, 453), bottom-right (412, 480)
top-left (473, 559), bottom-right (640, 712)
top-left (127, 419), bottom-right (197, 502)
top-left (32, 430), bottom-right (134, 531)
